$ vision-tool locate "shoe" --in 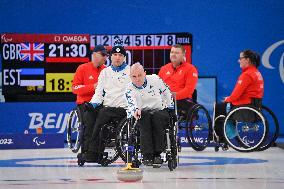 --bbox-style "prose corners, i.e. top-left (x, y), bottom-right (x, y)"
top-left (142, 153), bottom-right (153, 166)
top-left (82, 151), bottom-right (99, 162)
top-left (153, 156), bottom-right (163, 168)
top-left (77, 153), bottom-right (82, 159)
top-left (142, 158), bottom-right (153, 166)
top-left (222, 143), bottom-right (229, 151)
